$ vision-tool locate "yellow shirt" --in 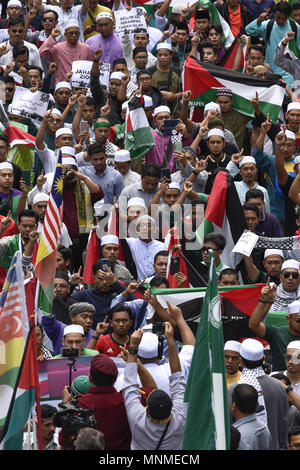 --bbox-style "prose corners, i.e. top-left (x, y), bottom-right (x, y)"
top-left (83, 5), bottom-right (115, 41)
top-left (226, 370), bottom-right (242, 389)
